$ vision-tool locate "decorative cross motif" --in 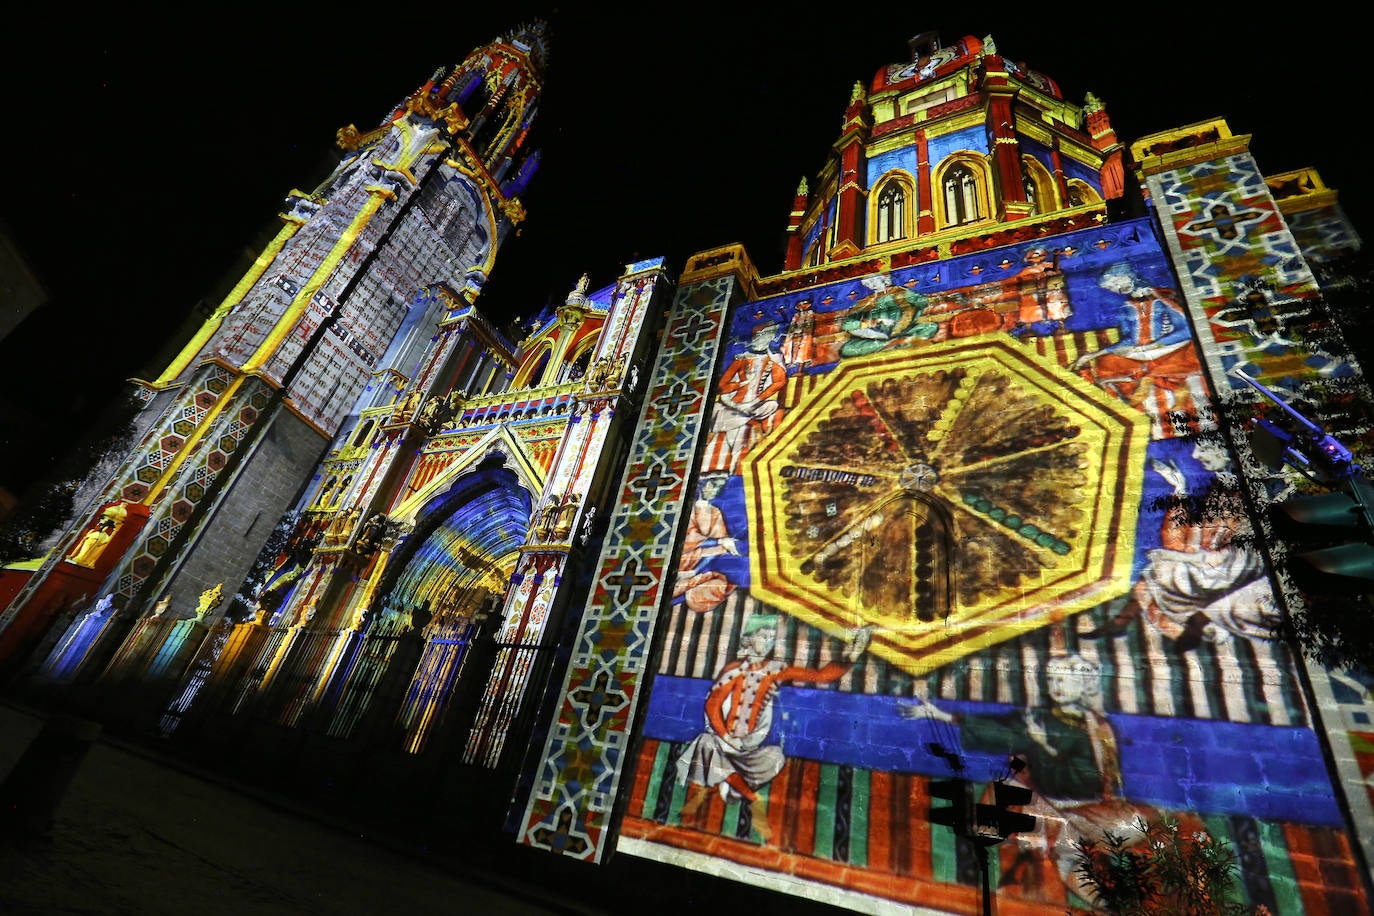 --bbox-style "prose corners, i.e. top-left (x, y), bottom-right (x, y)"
top-left (603, 558), bottom-right (654, 605)
top-left (1185, 202), bottom-right (1265, 241)
top-left (676, 311), bottom-right (716, 344)
top-left (569, 669), bottom-right (630, 728)
top-left (630, 463), bottom-right (678, 504)
top-left (653, 381), bottom-right (699, 417)
top-left (528, 805), bottom-right (592, 857)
